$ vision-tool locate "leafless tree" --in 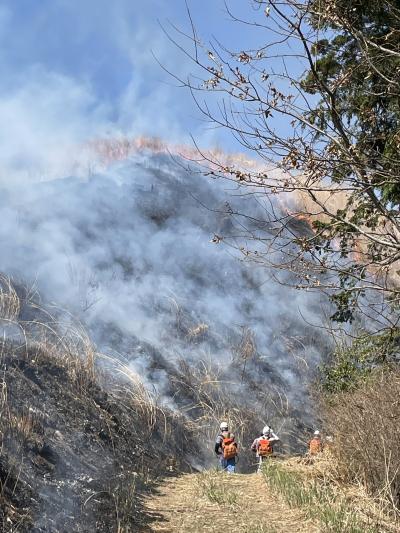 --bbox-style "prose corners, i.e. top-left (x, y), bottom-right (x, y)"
top-left (161, 0), bottom-right (400, 336)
